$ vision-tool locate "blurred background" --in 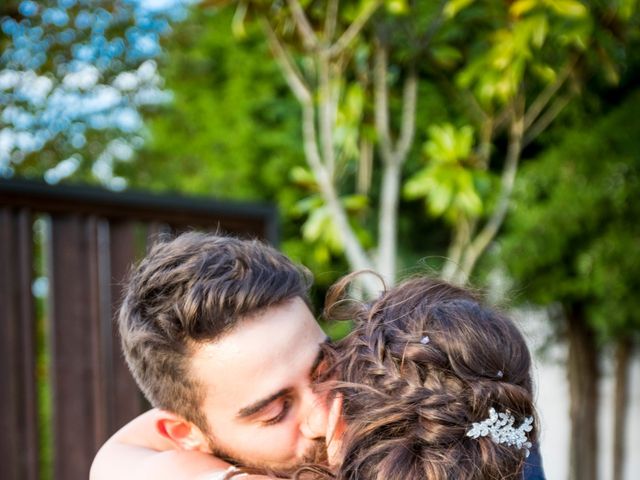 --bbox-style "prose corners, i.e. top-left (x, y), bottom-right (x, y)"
top-left (0, 1), bottom-right (638, 479)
